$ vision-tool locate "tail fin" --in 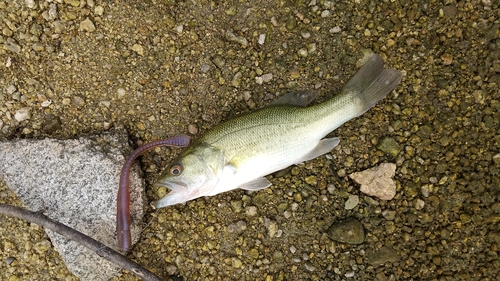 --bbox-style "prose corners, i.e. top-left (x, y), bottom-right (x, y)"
top-left (343, 54), bottom-right (402, 116)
